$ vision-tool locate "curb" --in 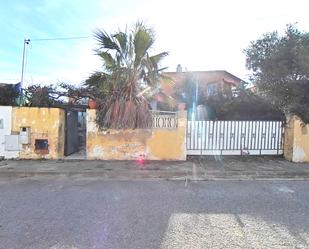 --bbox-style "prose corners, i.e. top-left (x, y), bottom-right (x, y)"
top-left (1, 171), bottom-right (309, 181)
